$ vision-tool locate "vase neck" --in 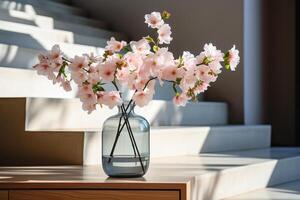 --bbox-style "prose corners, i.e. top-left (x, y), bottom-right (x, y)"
top-left (118, 101), bottom-right (135, 115)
